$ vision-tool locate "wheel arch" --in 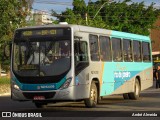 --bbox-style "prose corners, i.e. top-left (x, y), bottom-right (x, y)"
top-left (84, 77), bottom-right (100, 108)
